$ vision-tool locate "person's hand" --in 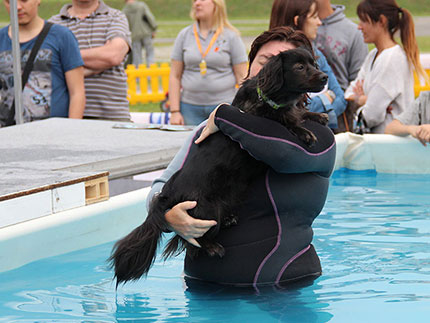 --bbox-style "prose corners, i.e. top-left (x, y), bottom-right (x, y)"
top-left (152, 32), bottom-right (156, 39)
top-left (165, 201), bottom-right (217, 247)
top-left (170, 111), bottom-right (184, 125)
top-left (194, 107), bottom-right (219, 144)
top-left (352, 80), bottom-right (367, 106)
top-left (412, 124), bottom-right (430, 146)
